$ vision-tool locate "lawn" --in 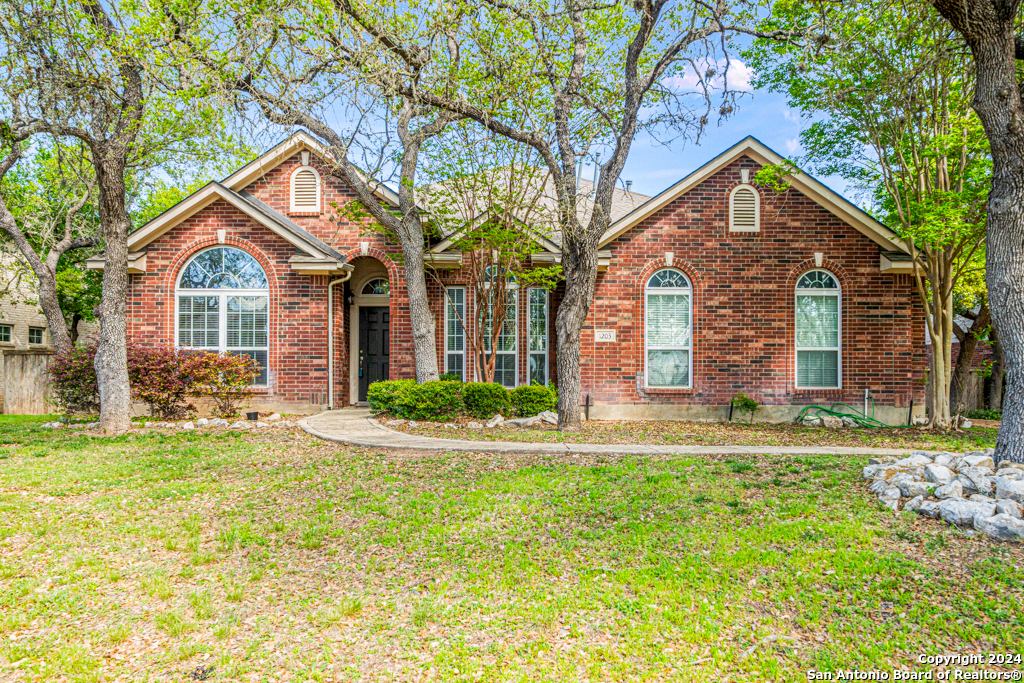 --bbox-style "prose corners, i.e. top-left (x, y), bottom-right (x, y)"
top-left (393, 418), bottom-right (999, 452)
top-left (0, 416), bottom-right (1021, 682)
